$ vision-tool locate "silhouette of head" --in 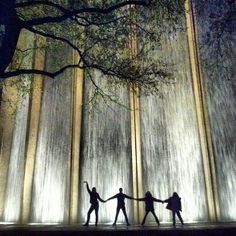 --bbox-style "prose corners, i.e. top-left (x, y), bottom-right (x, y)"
top-left (92, 187), bottom-right (96, 192)
top-left (119, 188), bottom-right (123, 193)
top-left (145, 191), bottom-right (152, 198)
top-left (173, 192), bottom-right (179, 198)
